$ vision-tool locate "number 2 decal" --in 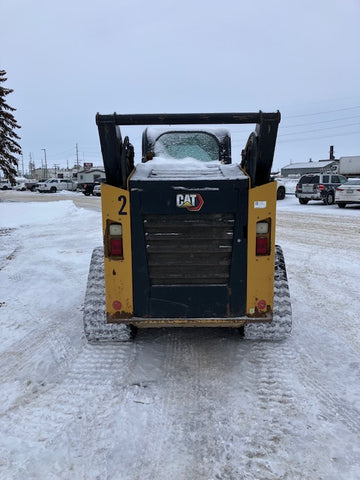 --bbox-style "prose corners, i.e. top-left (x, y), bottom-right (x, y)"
top-left (118, 195), bottom-right (127, 215)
